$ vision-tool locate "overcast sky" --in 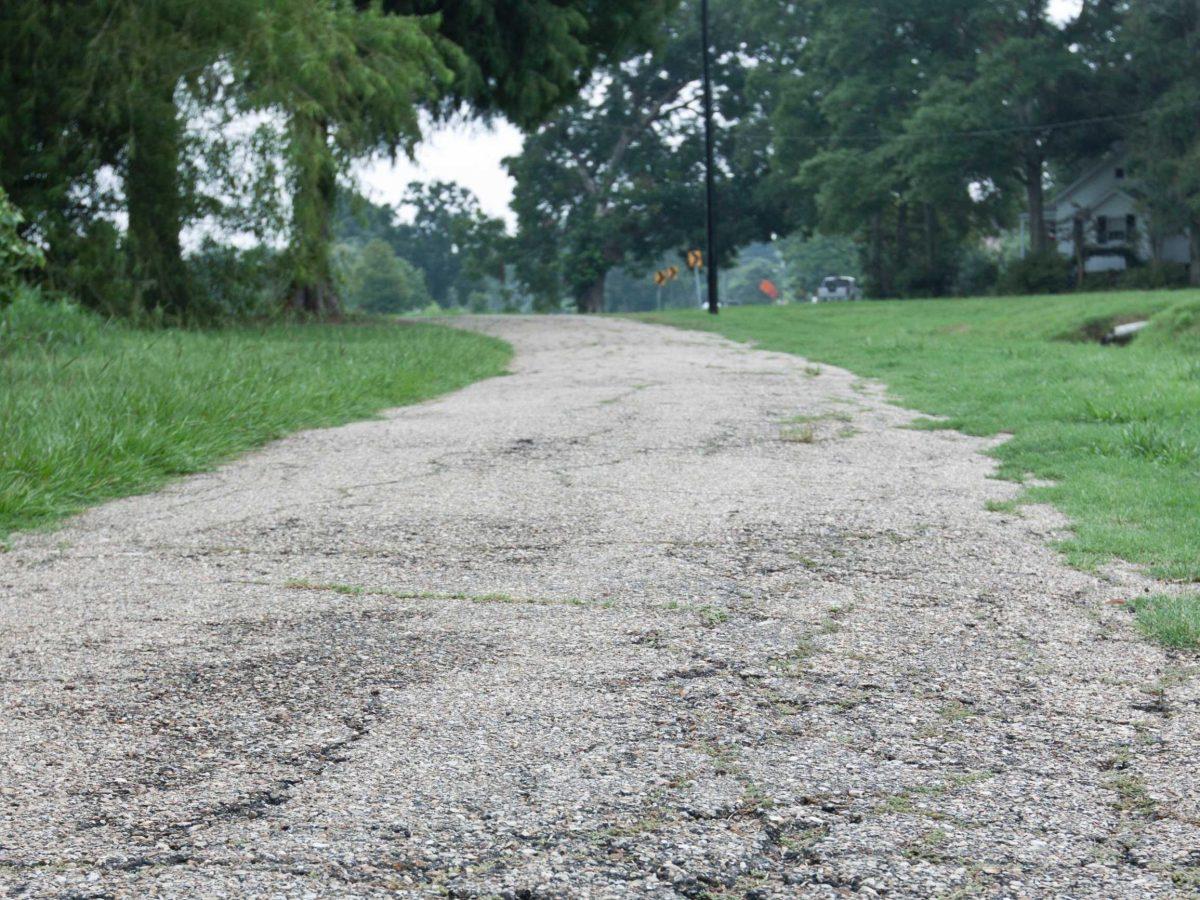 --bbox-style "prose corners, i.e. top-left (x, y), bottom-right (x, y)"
top-left (359, 0), bottom-right (1084, 230)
